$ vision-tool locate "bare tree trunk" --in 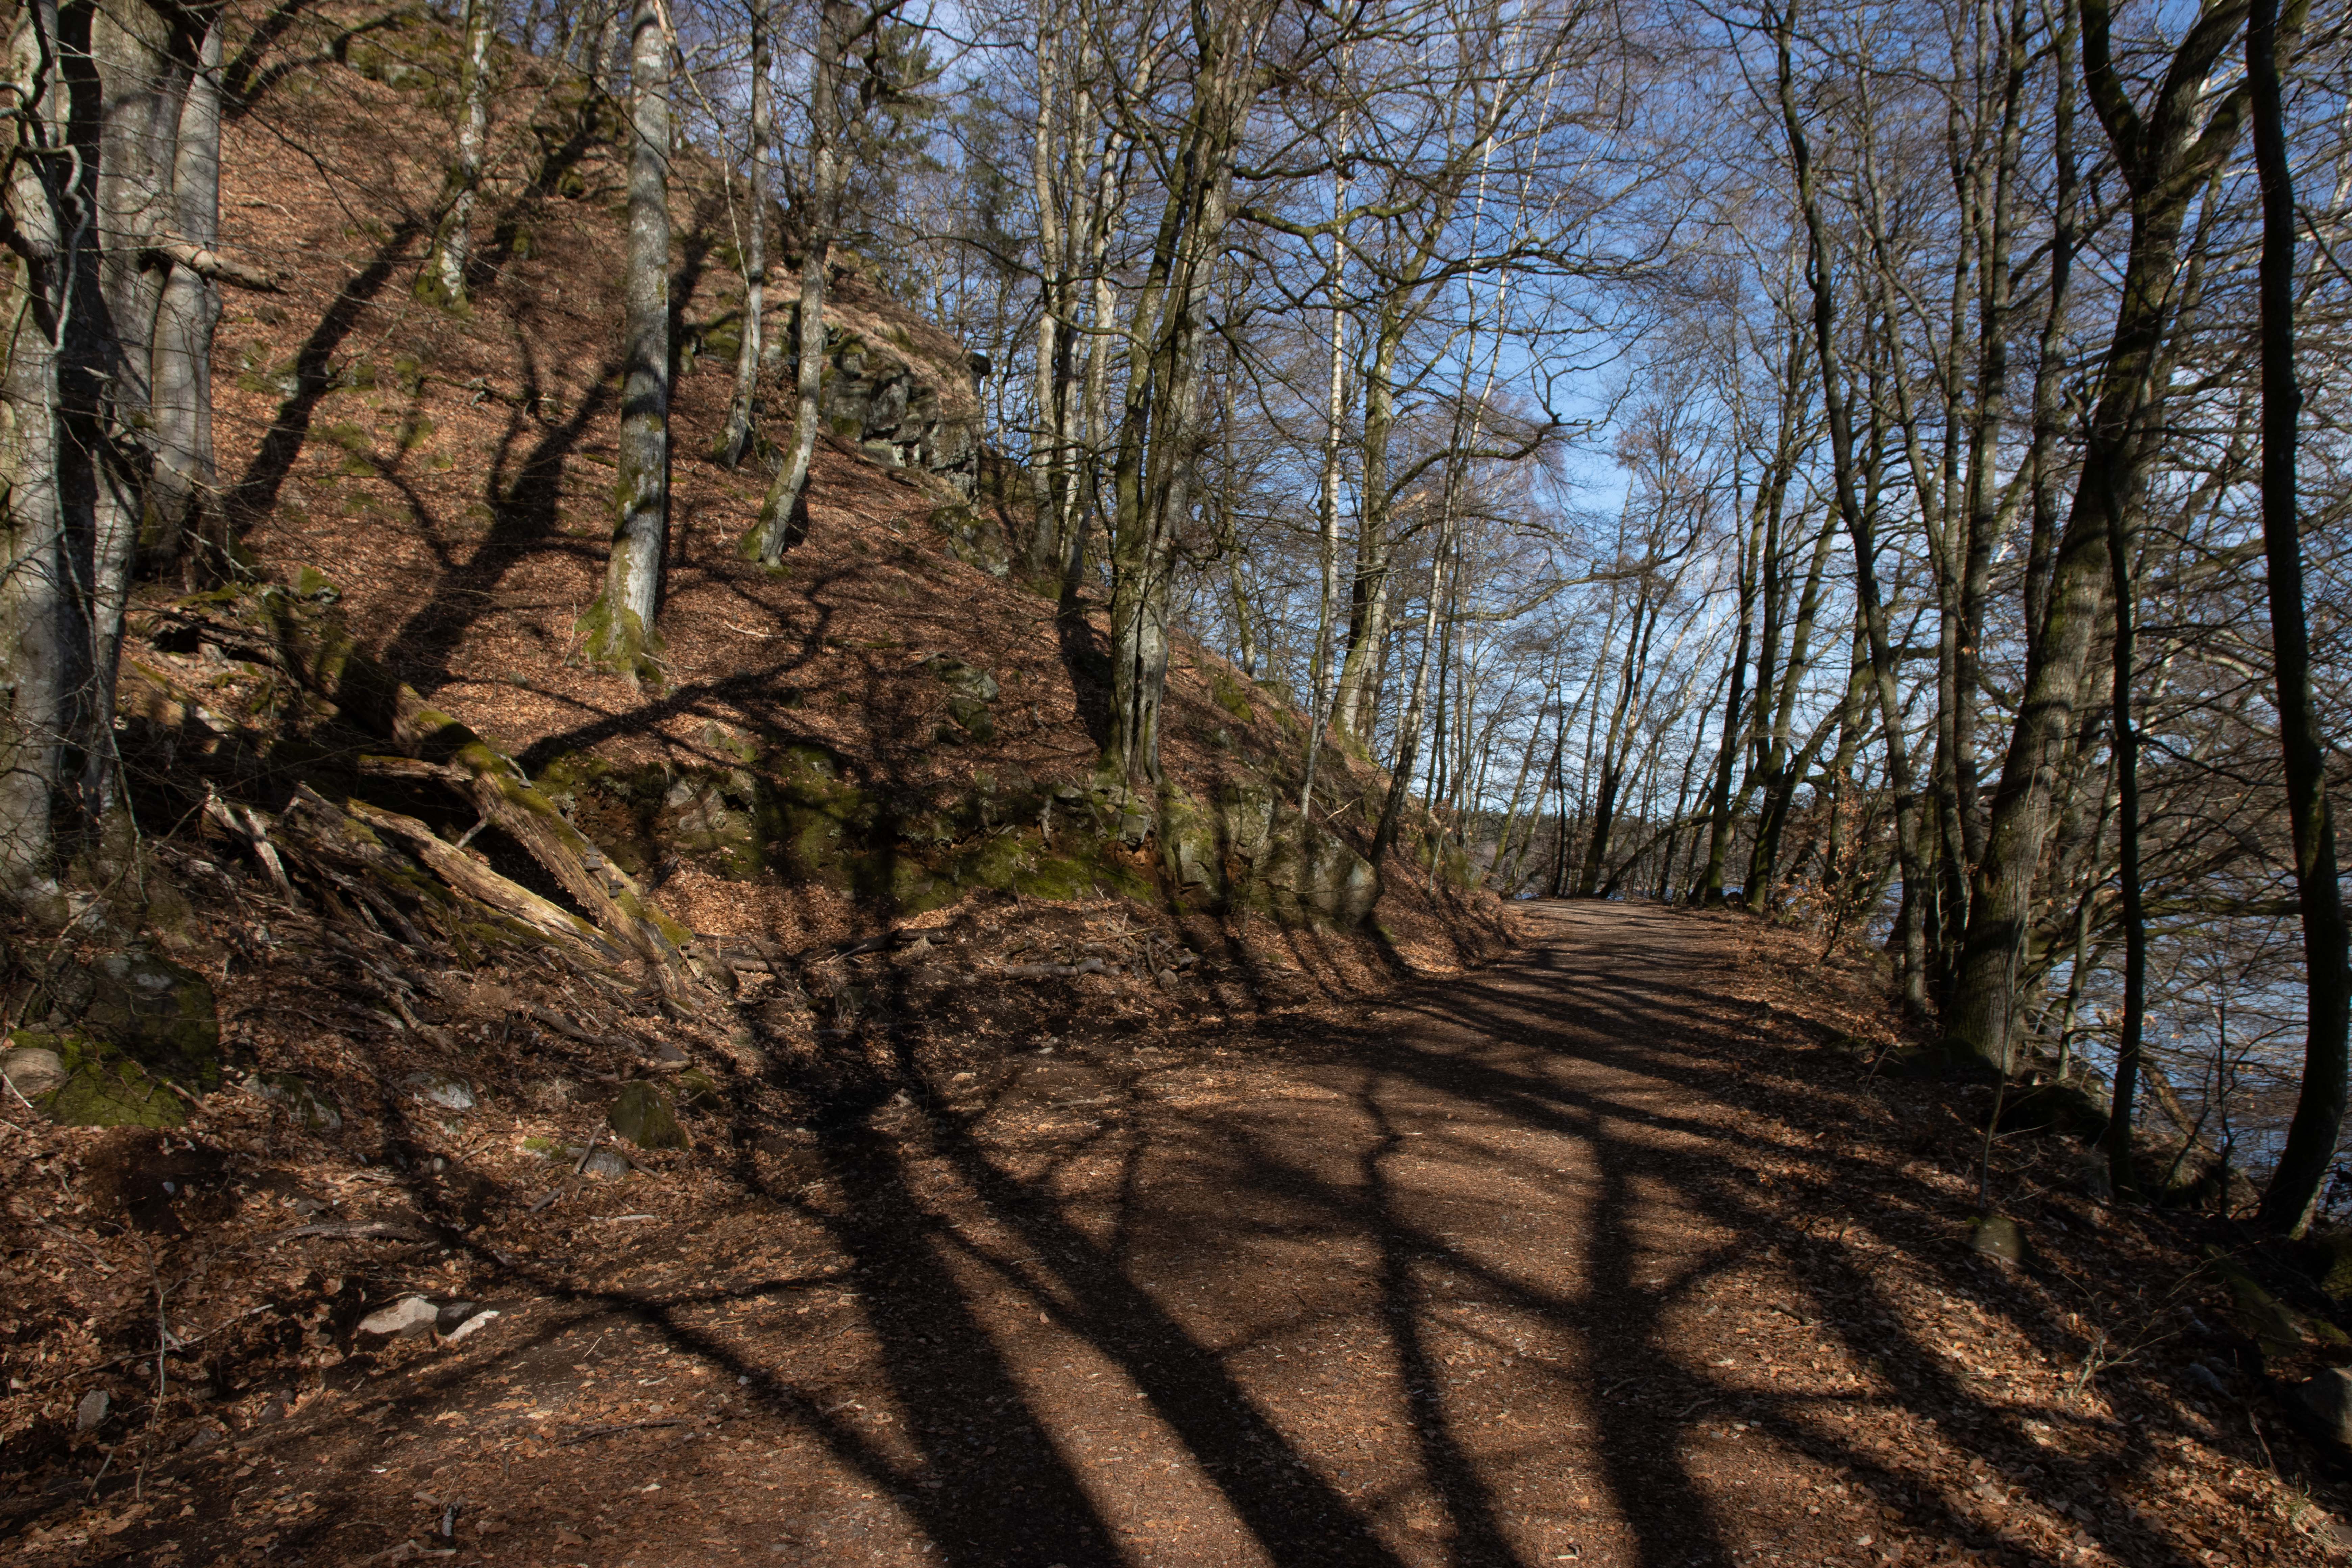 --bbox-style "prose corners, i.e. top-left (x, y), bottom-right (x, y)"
top-left (0, 0), bottom-right (77, 890)
top-left (1373, 513), bottom-right (1453, 866)
top-left (1332, 309), bottom-right (1401, 745)
top-left (1700, 460), bottom-right (1755, 903)
top-left (1299, 144), bottom-right (1349, 831)
top-left (750, 0), bottom-right (846, 563)
top-left (717, 0), bottom-right (769, 468)
top-left (1943, 0), bottom-right (2251, 1068)
top-left (1027, 14), bottom-right (1071, 572)
top-left (425, 0), bottom-right (496, 309)
top-left (2101, 508), bottom-right (2148, 1193)
top-left (1, 0), bottom-right (237, 880)
top-left (1775, 1), bottom-right (1927, 1011)
top-left (147, 9), bottom-right (225, 583)
top-left (2249, 0), bottom-right (2345, 1236)
top-left (583, 0), bottom-right (670, 680)
top-left (1103, 1), bottom-right (1259, 787)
